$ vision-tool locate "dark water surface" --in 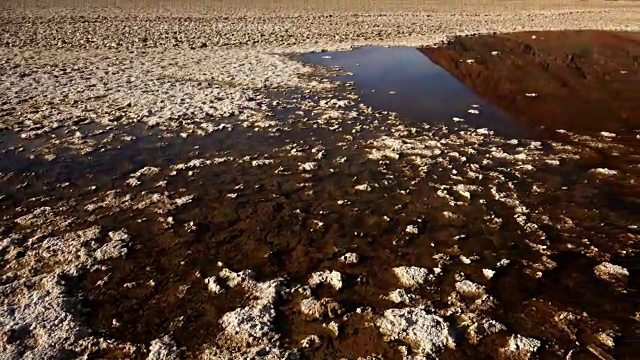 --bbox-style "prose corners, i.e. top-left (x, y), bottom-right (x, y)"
top-left (301, 46), bottom-right (531, 138)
